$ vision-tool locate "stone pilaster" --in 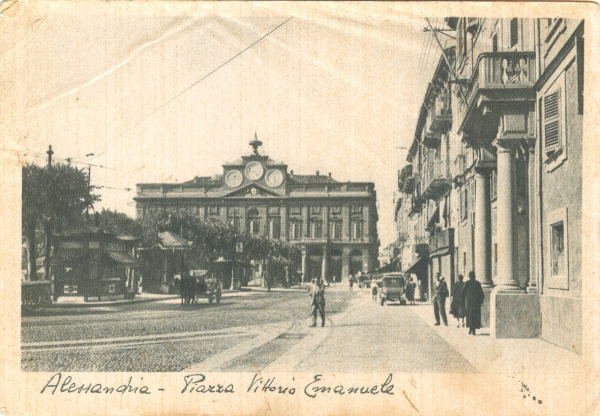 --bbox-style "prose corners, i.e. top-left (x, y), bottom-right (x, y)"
top-left (321, 245), bottom-right (328, 282)
top-left (301, 245), bottom-right (307, 284)
top-left (362, 247), bottom-right (370, 273)
top-left (341, 246), bottom-right (351, 281)
top-left (281, 206), bottom-right (288, 240)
